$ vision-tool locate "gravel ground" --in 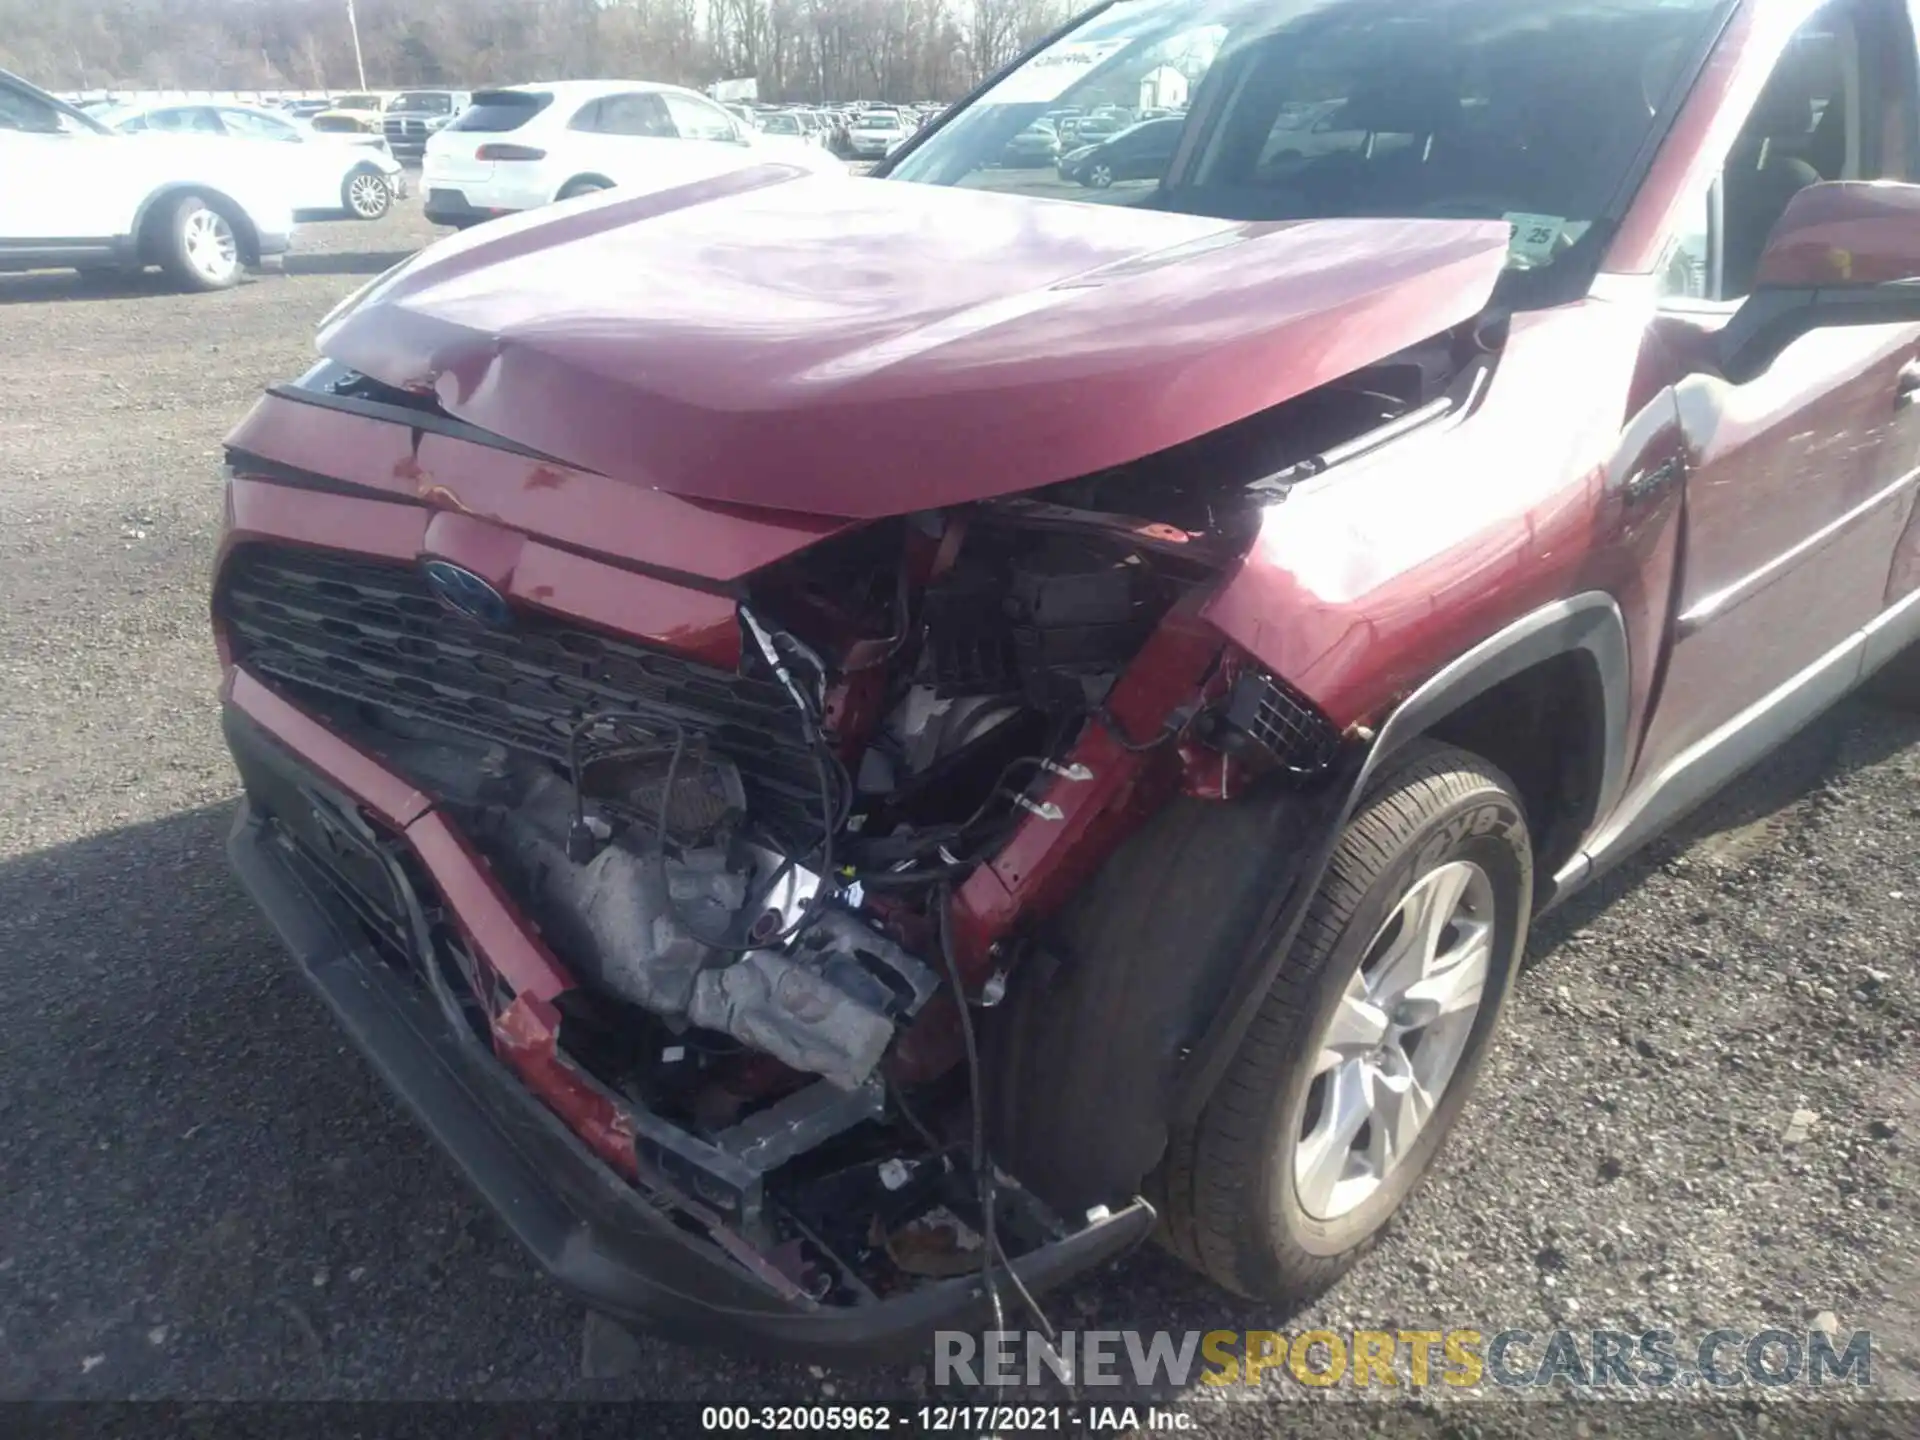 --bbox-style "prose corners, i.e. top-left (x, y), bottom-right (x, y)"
top-left (0, 195), bottom-right (1915, 1433)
